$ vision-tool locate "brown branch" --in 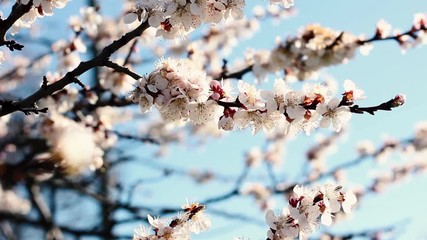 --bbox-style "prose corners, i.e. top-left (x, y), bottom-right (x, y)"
top-left (358, 25), bottom-right (427, 45)
top-left (0, 100), bottom-right (48, 115)
top-left (111, 129), bottom-right (160, 144)
top-left (123, 39), bottom-right (139, 66)
top-left (214, 64), bottom-right (253, 80)
top-left (27, 183), bottom-right (63, 240)
top-left (0, 222), bottom-right (17, 240)
top-left (104, 60), bottom-right (142, 80)
top-left (348, 95), bottom-right (405, 115)
top-left (0, 20), bottom-right (150, 117)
